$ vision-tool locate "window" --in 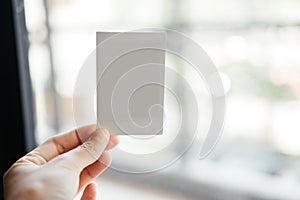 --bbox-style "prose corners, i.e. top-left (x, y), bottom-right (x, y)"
top-left (24, 0), bottom-right (300, 199)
